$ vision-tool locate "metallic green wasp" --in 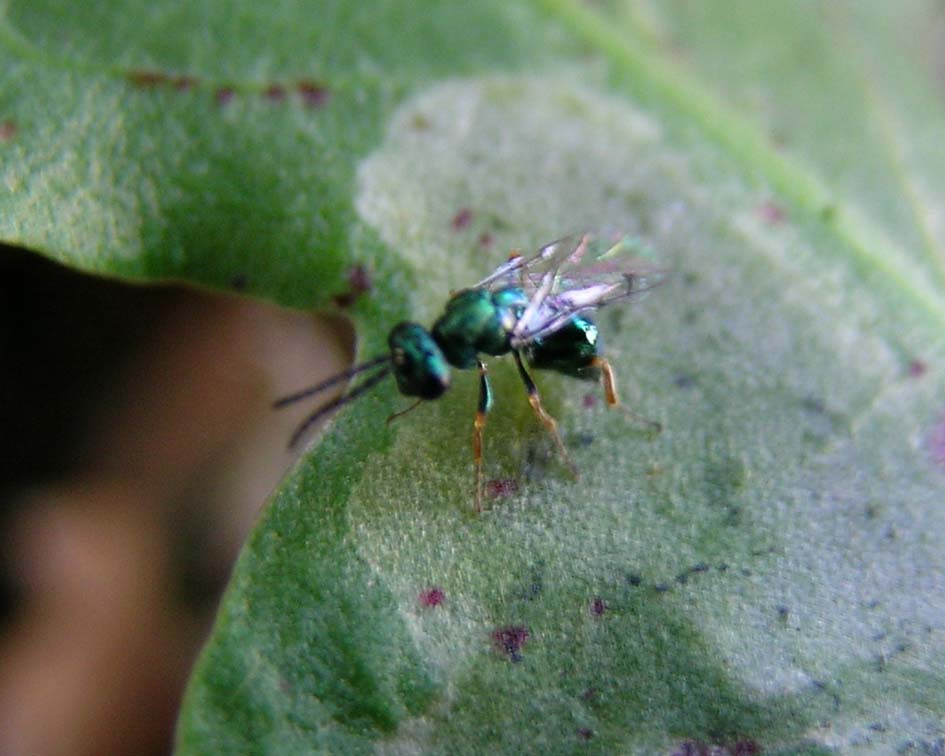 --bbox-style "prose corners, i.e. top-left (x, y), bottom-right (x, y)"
top-left (276, 233), bottom-right (663, 511)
